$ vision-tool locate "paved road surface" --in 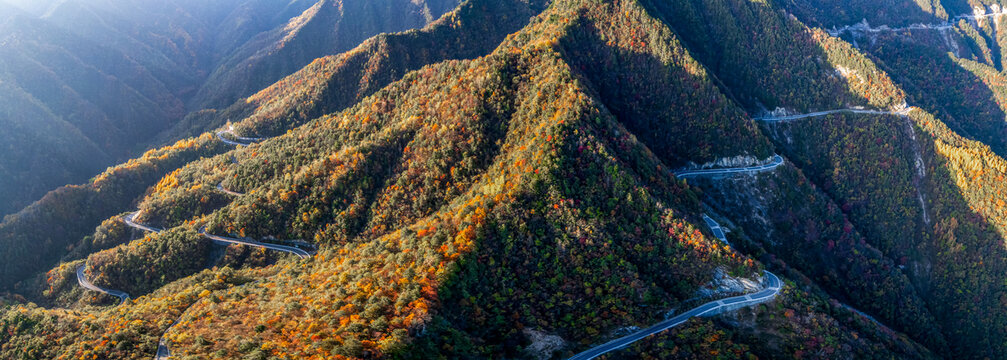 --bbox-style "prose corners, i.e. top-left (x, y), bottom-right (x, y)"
top-left (215, 126), bottom-right (264, 147)
top-left (76, 265), bottom-right (129, 304)
top-left (199, 228), bottom-right (311, 259)
top-left (756, 108), bottom-right (909, 123)
top-left (829, 12), bottom-right (1003, 36)
top-left (153, 310), bottom-right (187, 360)
top-left (702, 215), bottom-right (728, 245)
top-left (568, 104), bottom-right (920, 359)
top-left (123, 212), bottom-right (163, 233)
top-left (674, 155), bottom-right (784, 178)
top-left (154, 336), bottom-right (171, 360)
top-left (567, 271), bottom-right (782, 360)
